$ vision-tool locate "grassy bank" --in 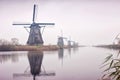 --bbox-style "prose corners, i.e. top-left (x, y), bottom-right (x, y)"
top-left (0, 45), bottom-right (70, 51)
